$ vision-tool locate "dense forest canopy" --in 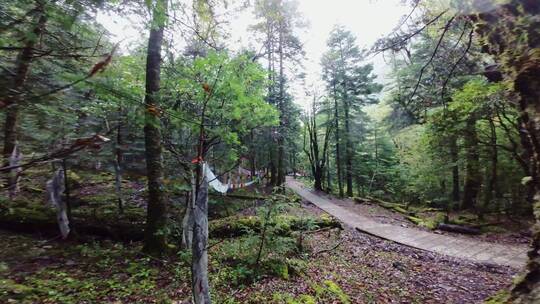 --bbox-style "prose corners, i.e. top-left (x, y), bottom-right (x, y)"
top-left (1, 0), bottom-right (540, 303)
